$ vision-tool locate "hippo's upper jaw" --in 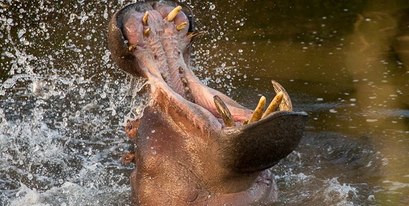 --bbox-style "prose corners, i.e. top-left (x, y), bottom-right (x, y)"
top-left (108, 1), bottom-right (307, 205)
